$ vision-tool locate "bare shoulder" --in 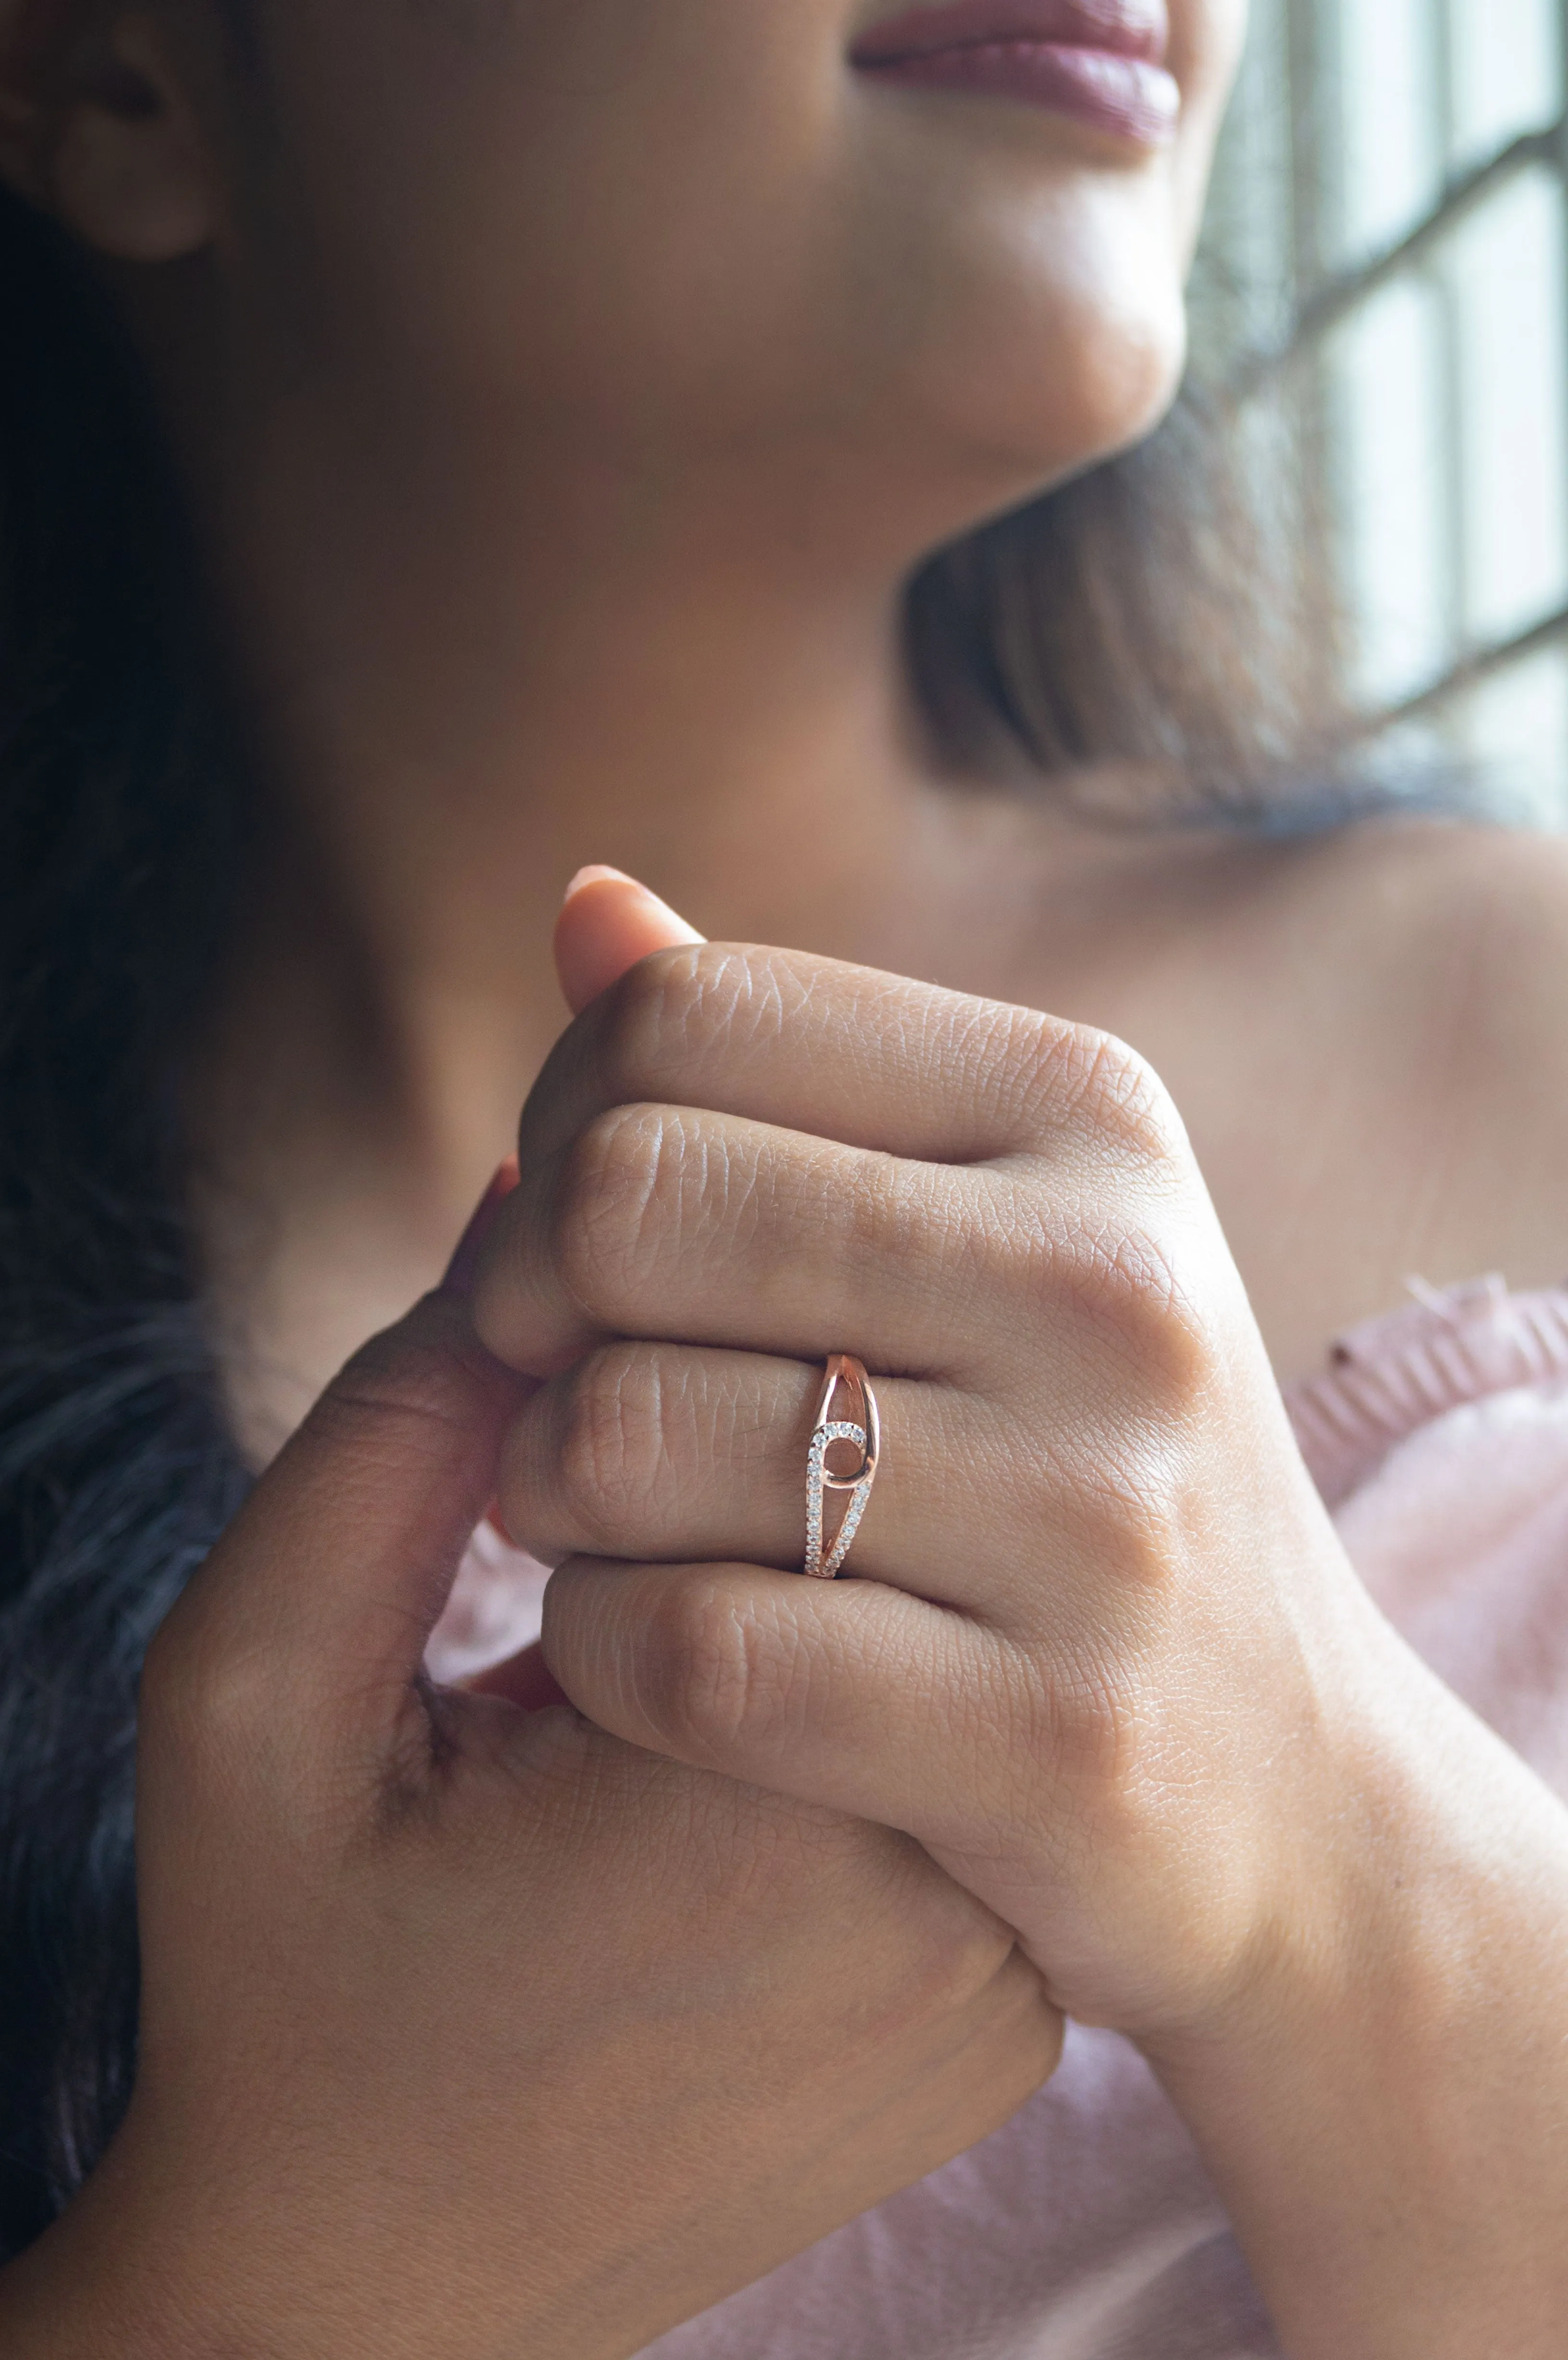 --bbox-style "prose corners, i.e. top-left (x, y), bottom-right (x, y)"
top-left (1257, 816), bottom-right (1568, 1087)
top-left (1298, 810), bottom-right (1568, 940)
top-left (1128, 816), bottom-right (1568, 1379)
